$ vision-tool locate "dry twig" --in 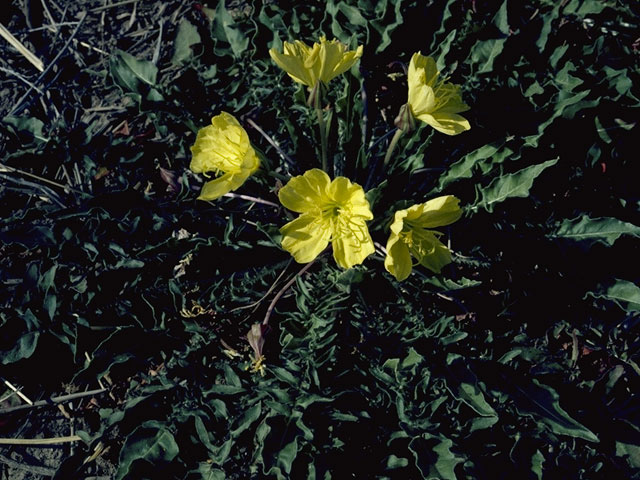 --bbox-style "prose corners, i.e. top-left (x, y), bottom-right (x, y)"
top-left (0, 23), bottom-right (44, 71)
top-left (0, 435), bottom-right (82, 445)
top-left (0, 388), bottom-right (107, 415)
